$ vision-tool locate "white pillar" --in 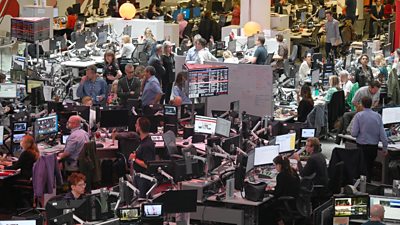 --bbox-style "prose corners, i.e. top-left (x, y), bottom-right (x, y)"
top-left (240, 0), bottom-right (270, 29)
